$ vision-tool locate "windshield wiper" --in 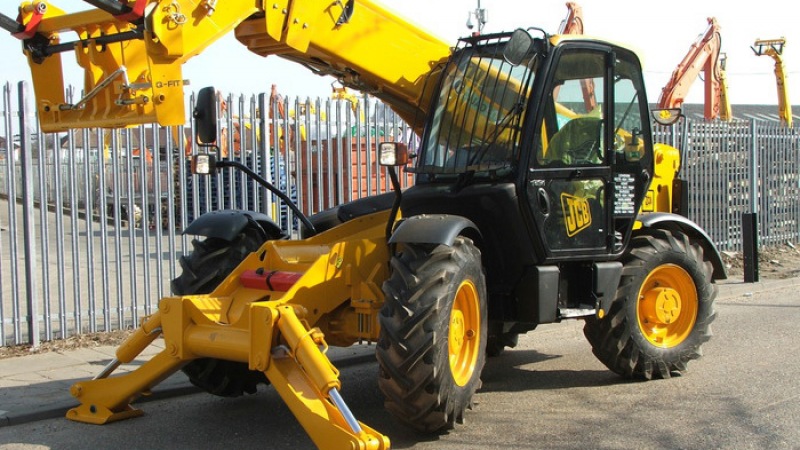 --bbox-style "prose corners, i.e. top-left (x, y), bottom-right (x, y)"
top-left (467, 102), bottom-right (524, 168)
